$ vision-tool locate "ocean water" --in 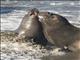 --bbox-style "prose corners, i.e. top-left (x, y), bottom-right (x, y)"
top-left (1, 1), bottom-right (80, 31)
